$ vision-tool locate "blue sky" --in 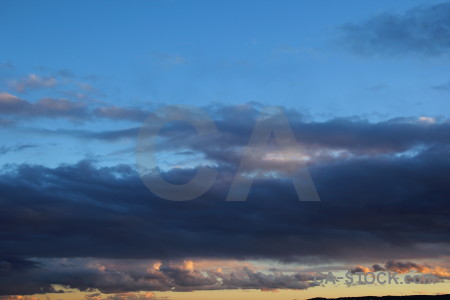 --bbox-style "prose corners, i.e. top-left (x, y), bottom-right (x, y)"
top-left (2, 0), bottom-right (450, 119)
top-left (2, 0), bottom-right (450, 168)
